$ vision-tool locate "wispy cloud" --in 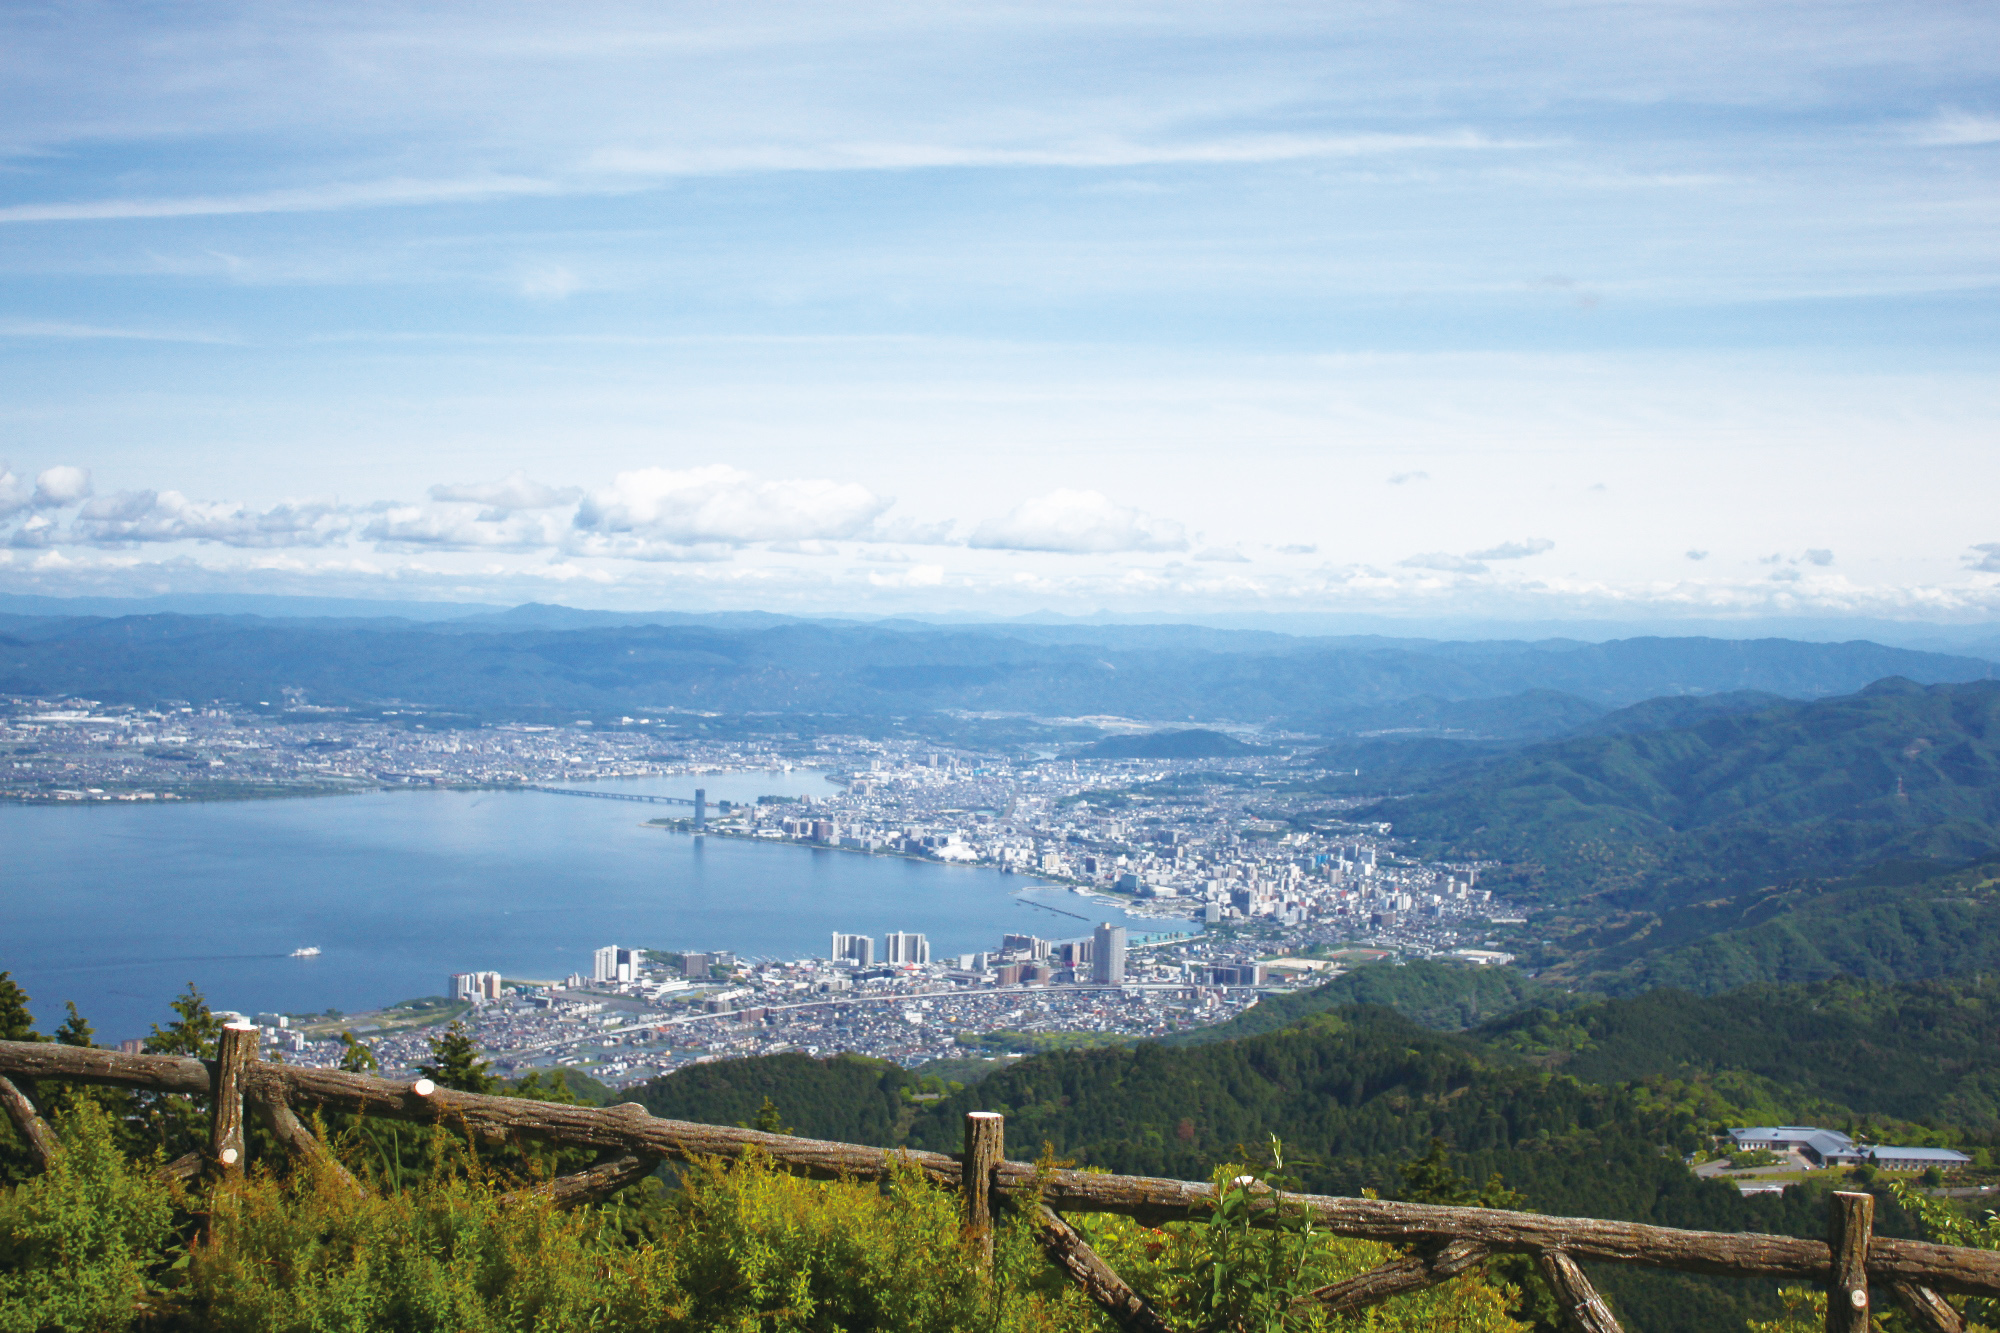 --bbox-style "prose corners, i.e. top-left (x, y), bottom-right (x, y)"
top-left (1466, 538), bottom-right (1553, 561)
top-left (0, 319), bottom-right (235, 343)
top-left (0, 175), bottom-right (565, 225)
top-left (969, 489), bottom-right (1188, 554)
top-left (586, 129), bottom-right (1519, 177)
top-left (1911, 111), bottom-right (2000, 146)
